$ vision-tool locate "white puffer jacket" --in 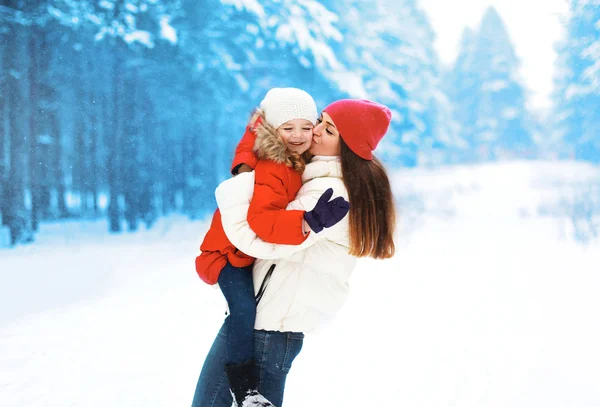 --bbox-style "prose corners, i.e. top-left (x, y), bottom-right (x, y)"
top-left (215, 156), bottom-right (357, 333)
